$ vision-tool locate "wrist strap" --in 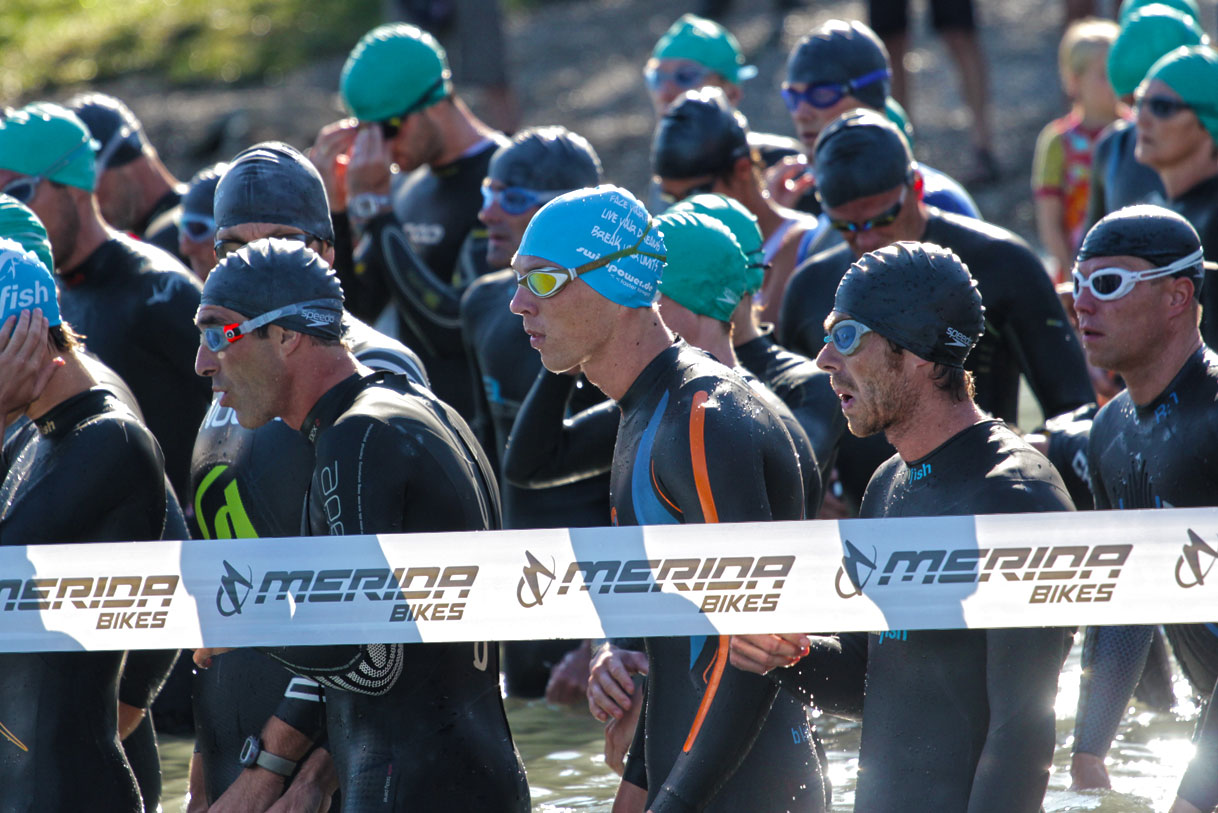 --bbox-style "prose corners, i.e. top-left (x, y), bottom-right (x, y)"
top-left (255, 748), bottom-right (297, 777)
